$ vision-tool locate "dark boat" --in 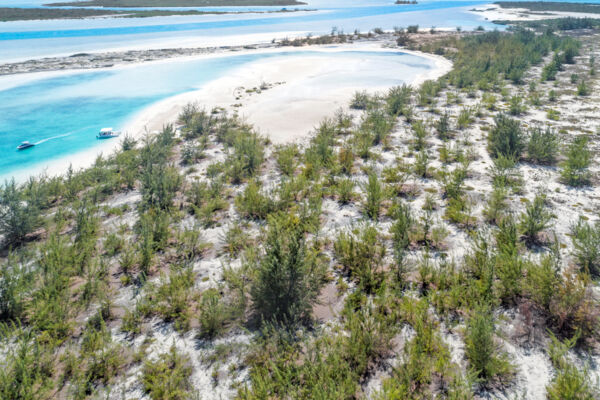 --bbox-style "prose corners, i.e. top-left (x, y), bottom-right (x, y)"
top-left (17, 141), bottom-right (35, 150)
